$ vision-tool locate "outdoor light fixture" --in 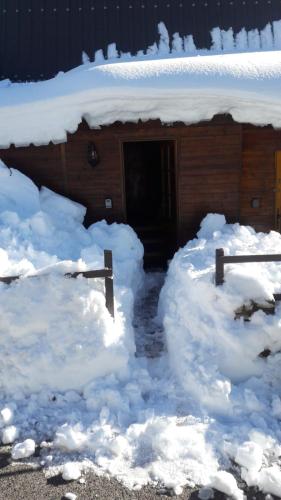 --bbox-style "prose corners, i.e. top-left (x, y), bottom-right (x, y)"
top-left (87, 142), bottom-right (100, 167)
